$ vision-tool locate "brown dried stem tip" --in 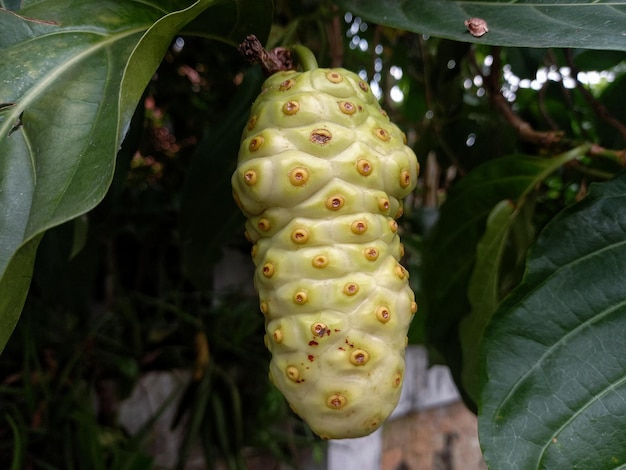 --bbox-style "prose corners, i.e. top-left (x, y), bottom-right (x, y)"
top-left (239, 35), bottom-right (295, 75)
